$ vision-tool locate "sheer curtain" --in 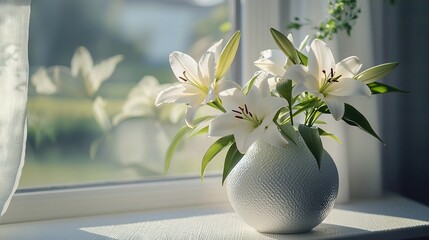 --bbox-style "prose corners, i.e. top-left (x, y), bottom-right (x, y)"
top-left (0, 0), bottom-right (30, 217)
top-left (241, 0), bottom-right (382, 203)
